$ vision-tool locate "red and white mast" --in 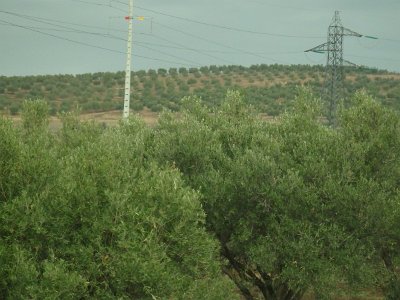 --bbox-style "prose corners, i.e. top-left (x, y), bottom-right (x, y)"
top-left (123, 0), bottom-right (133, 119)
